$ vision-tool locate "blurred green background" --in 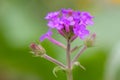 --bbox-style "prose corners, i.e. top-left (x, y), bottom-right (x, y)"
top-left (0, 0), bottom-right (120, 80)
